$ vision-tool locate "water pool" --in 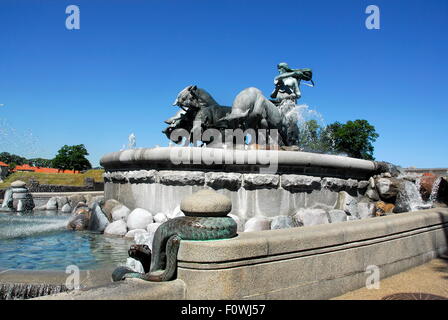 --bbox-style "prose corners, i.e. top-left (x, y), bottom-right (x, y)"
top-left (0, 211), bottom-right (132, 270)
